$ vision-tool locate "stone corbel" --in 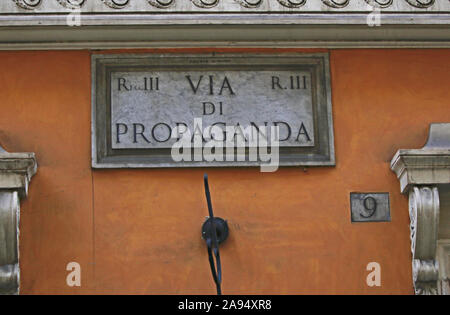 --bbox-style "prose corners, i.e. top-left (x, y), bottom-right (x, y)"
top-left (391, 123), bottom-right (450, 295)
top-left (408, 186), bottom-right (440, 294)
top-left (0, 145), bottom-right (37, 295)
